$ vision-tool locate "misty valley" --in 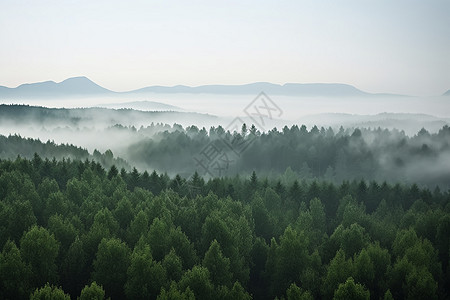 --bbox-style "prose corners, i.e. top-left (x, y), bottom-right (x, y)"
top-left (1, 104), bottom-right (449, 188)
top-left (0, 99), bottom-right (450, 300)
top-left (3, 0), bottom-right (450, 298)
